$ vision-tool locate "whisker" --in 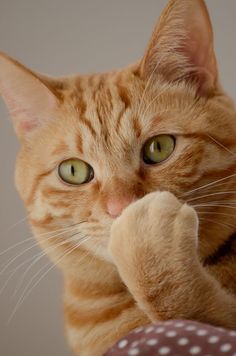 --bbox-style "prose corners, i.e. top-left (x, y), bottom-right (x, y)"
top-left (203, 181), bottom-right (236, 187)
top-left (182, 173), bottom-right (236, 197)
top-left (199, 218), bottom-right (236, 231)
top-left (12, 232), bottom-right (84, 297)
top-left (5, 216), bottom-right (28, 232)
top-left (194, 203), bottom-right (236, 210)
top-left (197, 211), bottom-right (236, 218)
top-left (187, 191), bottom-right (236, 203)
top-left (0, 221), bottom-right (83, 258)
top-left (8, 234), bottom-right (93, 323)
top-left (0, 238), bottom-right (34, 258)
top-left (0, 232), bottom-right (85, 297)
top-left (0, 225), bottom-right (81, 274)
top-left (187, 181), bottom-right (236, 195)
top-left (207, 134), bottom-right (236, 157)
top-left (189, 181), bottom-right (236, 198)
top-left (0, 252), bottom-right (42, 297)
